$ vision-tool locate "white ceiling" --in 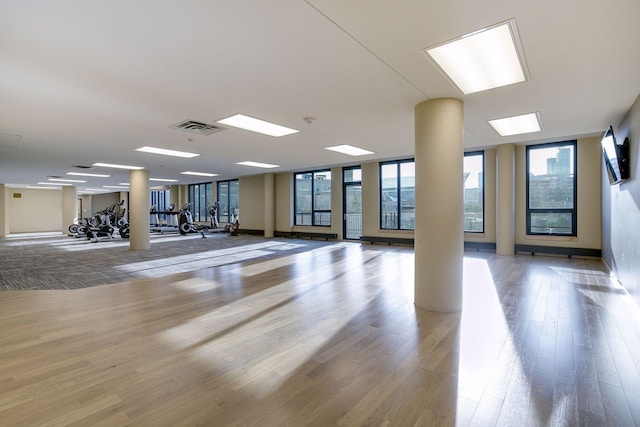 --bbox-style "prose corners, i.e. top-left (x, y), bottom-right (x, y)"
top-left (1, 0), bottom-right (639, 191)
